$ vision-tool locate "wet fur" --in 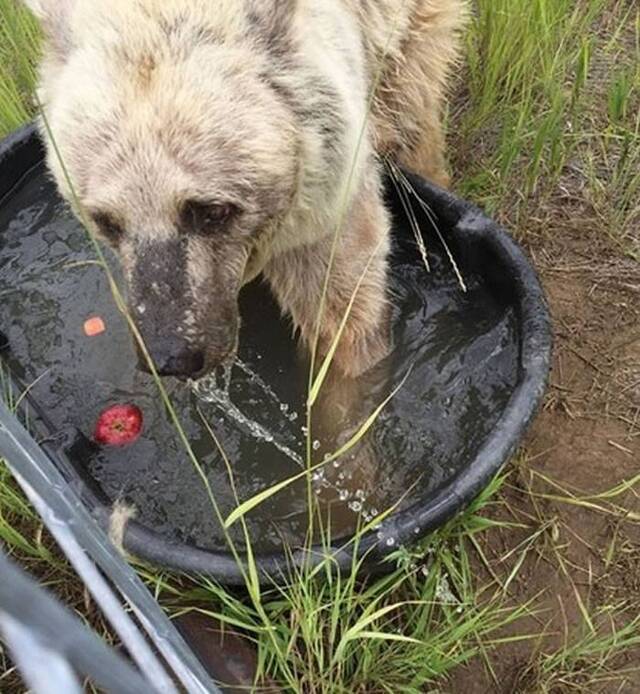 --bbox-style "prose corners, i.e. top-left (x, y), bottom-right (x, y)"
top-left (27, 0), bottom-right (466, 377)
